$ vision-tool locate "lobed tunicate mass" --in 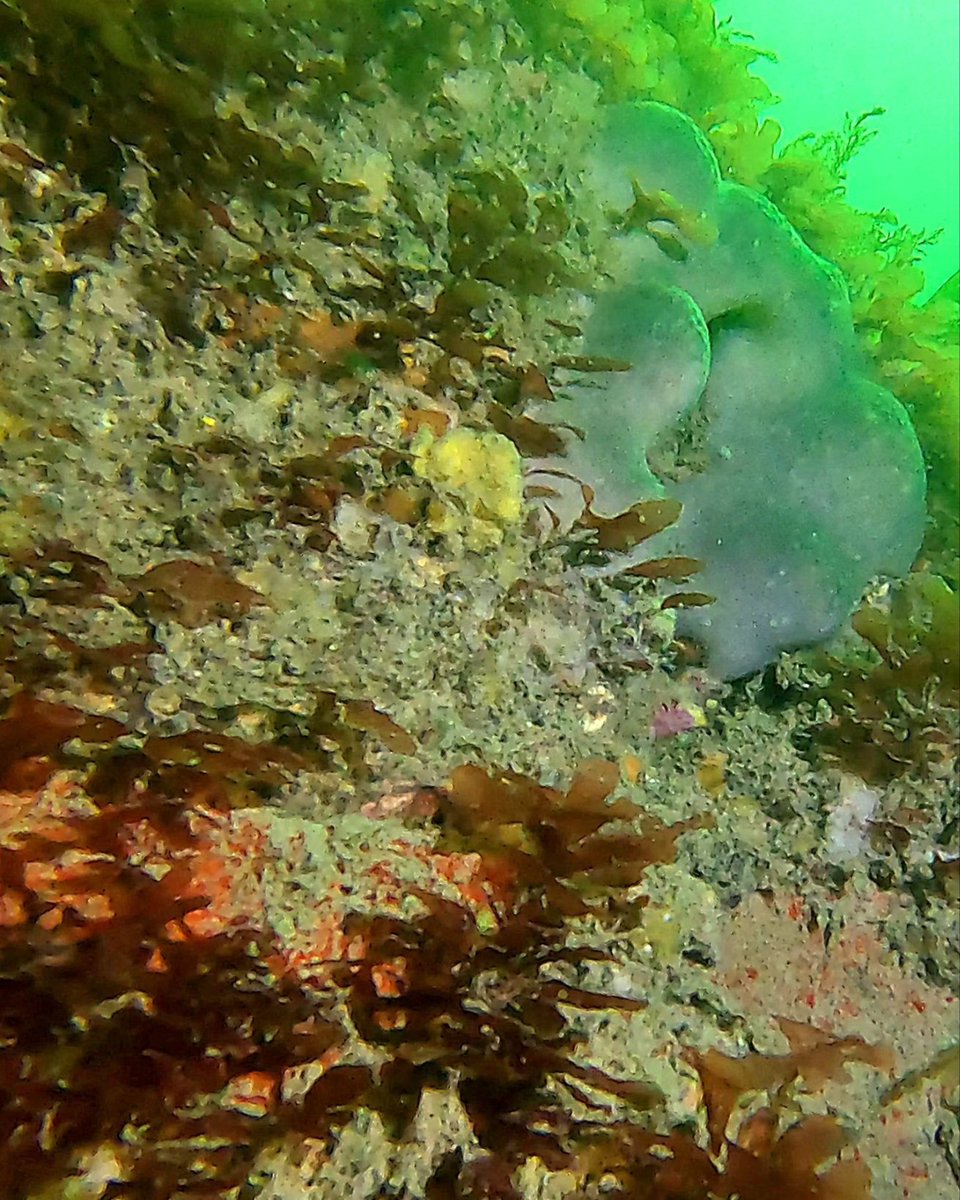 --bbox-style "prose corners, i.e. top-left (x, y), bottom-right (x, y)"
top-left (531, 101), bottom-right (927, 679)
